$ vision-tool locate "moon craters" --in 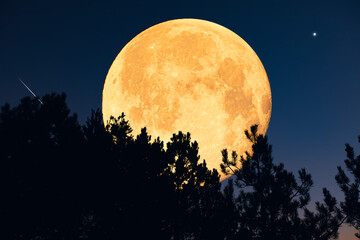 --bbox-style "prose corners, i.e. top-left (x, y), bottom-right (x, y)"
top-left (102, 19), bottom-right (272, 181)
